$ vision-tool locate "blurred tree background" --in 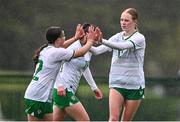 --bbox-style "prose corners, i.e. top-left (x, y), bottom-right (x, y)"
top-left (0, 0), bottom-right (180, 121)
top-left (0, 0), bottom-right (180, 77)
